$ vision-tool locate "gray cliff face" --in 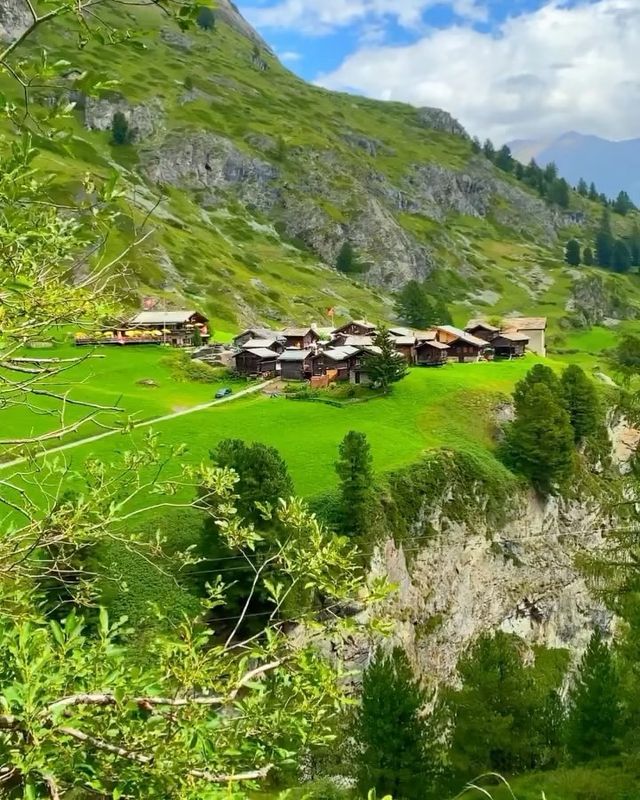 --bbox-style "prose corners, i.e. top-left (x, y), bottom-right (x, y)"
top-left (141, 128), bottom-right (557, 289)
top-left (84, 96), bottom-right (164, 142)
top-left (0, 0), bottom-right (30, 42)
top-left (567, 273), bottom-right (640, 326)
top-left (416, 107), bottom-right (468, 138)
